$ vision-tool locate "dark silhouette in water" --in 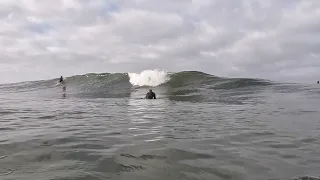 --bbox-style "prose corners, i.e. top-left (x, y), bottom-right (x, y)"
top-left (317, 81), bottom-right (319, 84)
top-left (145, 89), bottom-right (156, 99)
top-left (59, 76), bottom-right (66, 97)
top-left (59, 76), bottom-right (64, 83)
